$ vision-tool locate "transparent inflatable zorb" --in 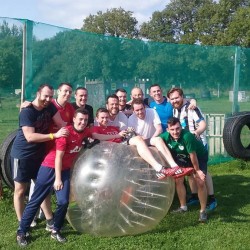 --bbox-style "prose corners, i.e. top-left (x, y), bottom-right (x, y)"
top-left (67, 142), bottom-right (175, 237)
